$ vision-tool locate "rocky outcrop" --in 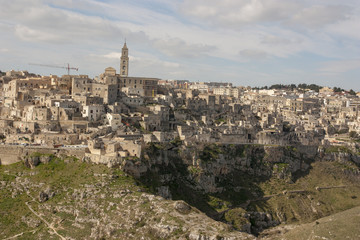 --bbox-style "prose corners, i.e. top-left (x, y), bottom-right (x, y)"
top-left (0, 160), bottom-right (256, 239)
top-left (24, 155), bottom-right (41, 169)
top-left (174, 201), bottom-right (192, 214)
top-left (39, 187), bottom-right (56, 202)
top-left (23, 154), bottom-right (54, 169)
top-left (128, 143), bottom-right (360, 235)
